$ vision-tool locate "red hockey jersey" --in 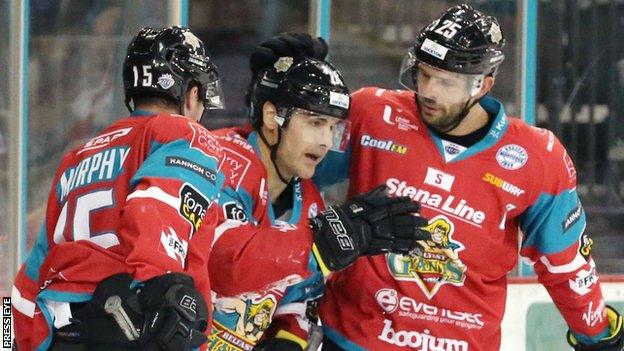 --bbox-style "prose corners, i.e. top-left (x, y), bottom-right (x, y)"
top-left (314, 88), bottom-right (609, 351)
top-left (208, 127), bottom-right (325, 351)
top-left (11, 111), bottom-right (225, 351)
